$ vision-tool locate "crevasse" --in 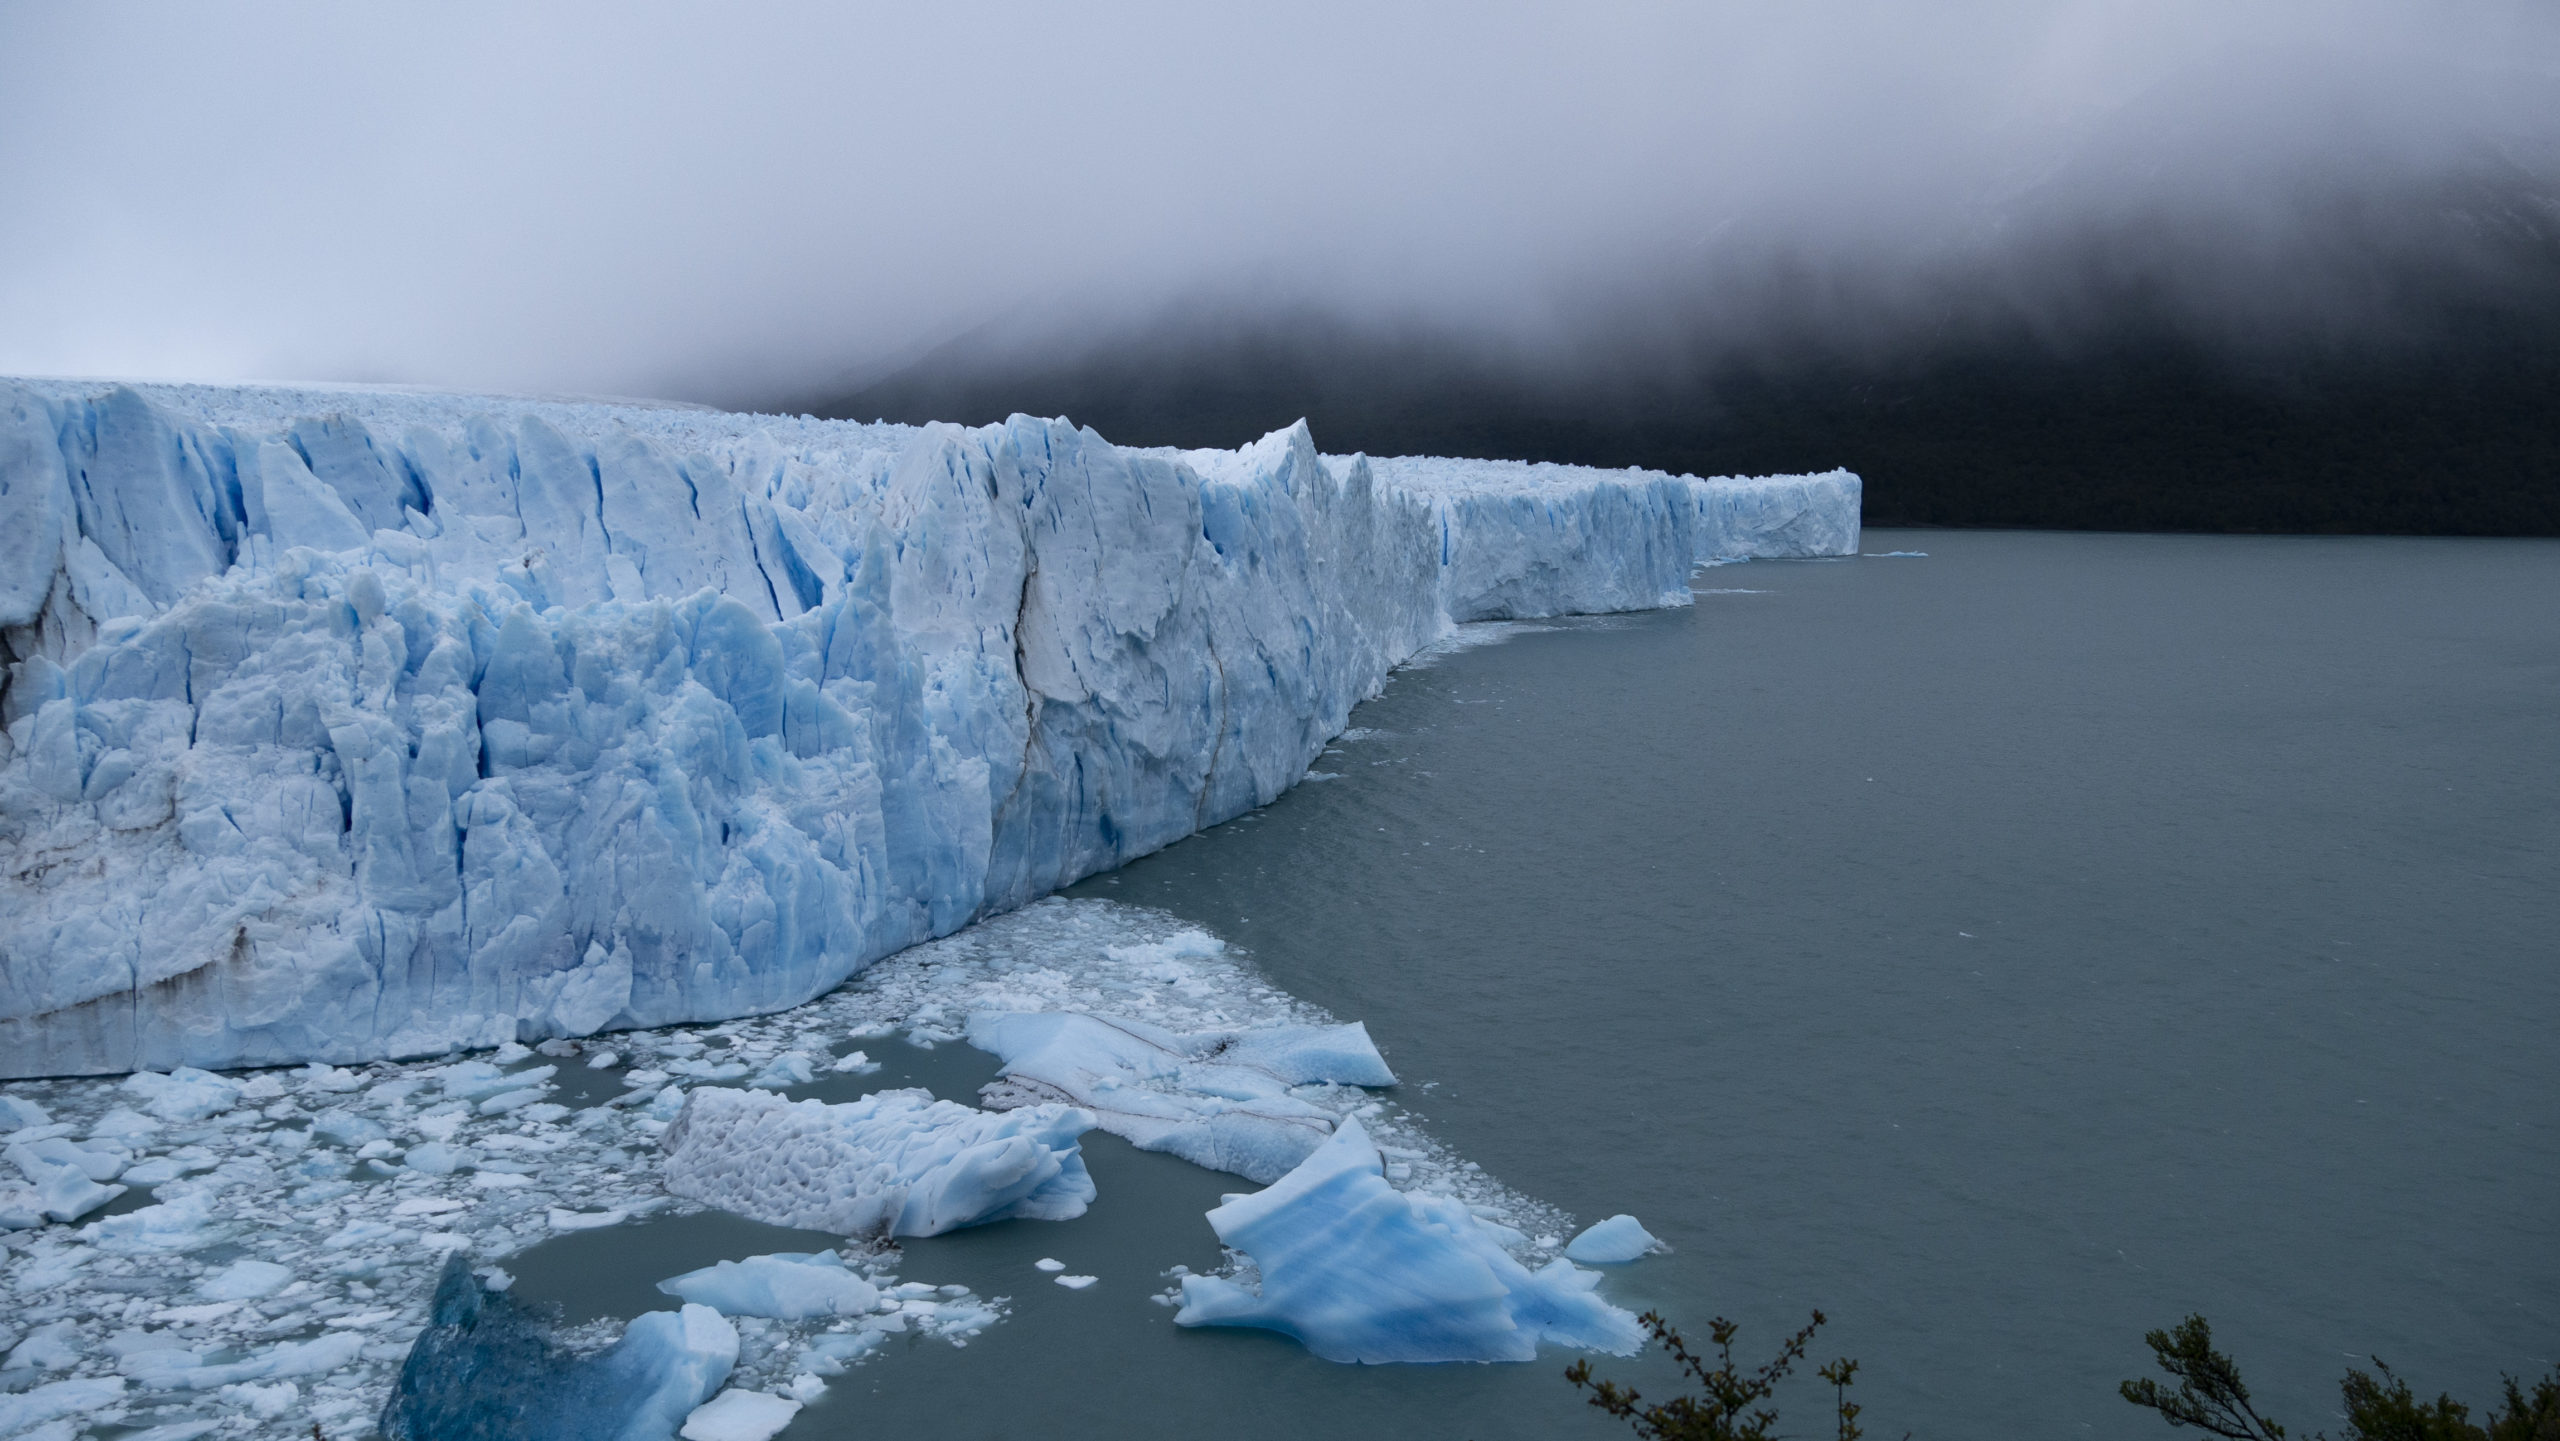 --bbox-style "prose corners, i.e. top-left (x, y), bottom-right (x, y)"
top-left (0, 379), bottom-right (1857, 1077)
